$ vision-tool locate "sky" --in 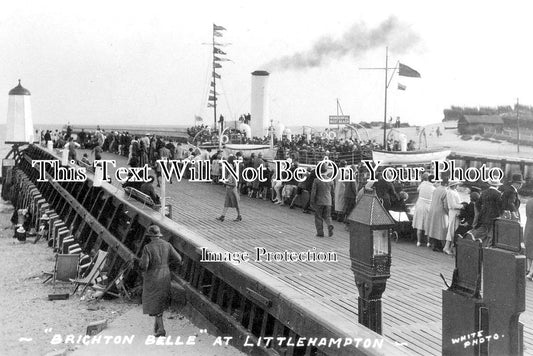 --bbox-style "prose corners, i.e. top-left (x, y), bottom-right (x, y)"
top-left (1, 0), bottom-right (533, 129)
